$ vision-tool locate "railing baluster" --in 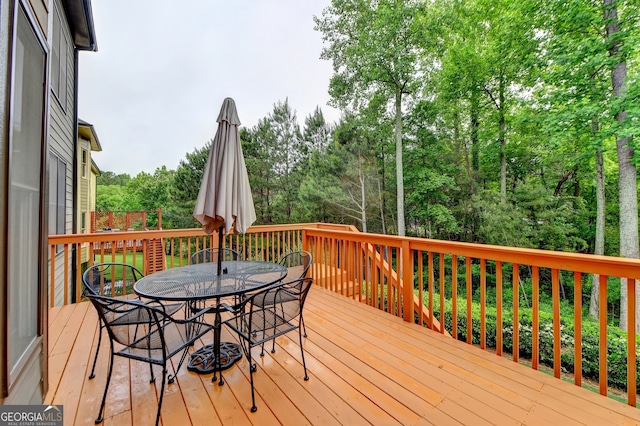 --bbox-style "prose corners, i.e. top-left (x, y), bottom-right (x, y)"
top-left (480, 258), bottom-right (486, 350)
top-left (418, 251), bottom-right (424, 327)
top-left (50, 245), bottom-right (56, 307)
top-left (63, 244), bottom-right (69, 305)
top-left (496, 261), bottom-right (503, 356)
top-left (513, 263), bottom-right (519, 363)
top-left (452, 254), bottom-right (458, 339)
top-left (386, 245), bottom-right (392, 314)
top-left (628, 278), bottom-right (636, 406)
top-left (439, 254), bottom-right (445, 335)
top-left (552, 268), bottom-right (560, 378)
top-left (598, 274), bottom-right (608, 395)
top-left (466, 256), bottom-right (472, 344)
top-left (428, 251), bottom-right (434, 330)
top-left (532, 266), bottom-right (539, 369)
top-left (75, 244), bottom-right (82, 302)
top-left (574, 272), bottom-right (582, 387)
